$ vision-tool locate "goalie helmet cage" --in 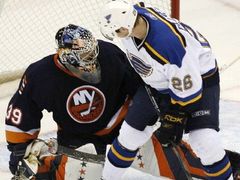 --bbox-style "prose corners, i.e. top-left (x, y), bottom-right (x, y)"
top-left (0, 0), bottom-right (179, 84)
